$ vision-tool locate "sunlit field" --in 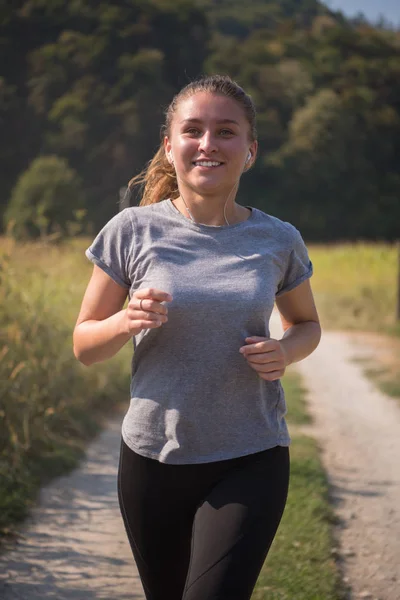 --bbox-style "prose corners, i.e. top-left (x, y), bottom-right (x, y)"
top-left (308, 243), bottom-right (398, 334)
